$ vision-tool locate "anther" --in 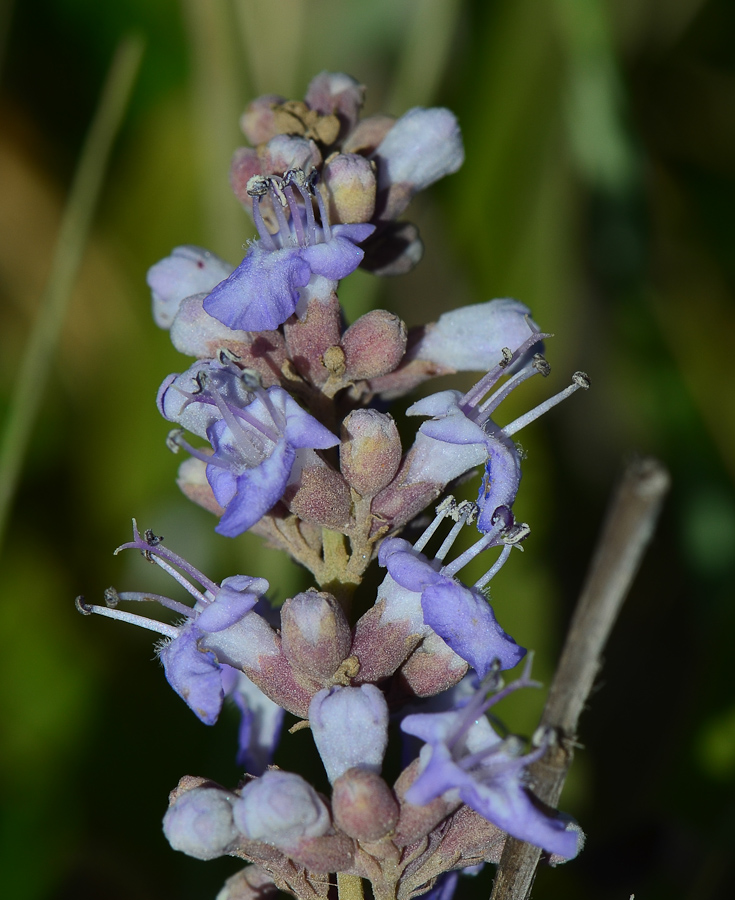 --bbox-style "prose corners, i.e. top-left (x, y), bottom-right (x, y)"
top-left (144, 529), bottom-right (163, 547)
top-left (267, 175), bottom-right (288, 208)
top-left (246, 175), bottom-right (269, 197)
top-left (498, 347), bottom-right (513, 368)
top-left (104, 587), bottom-right (120, 607)
top-left (75, 595), bottom-right (92, 615)
top-left (532, 354), bottom-right (551, 377)
top-left (166, 429), bottom-right (184, 454)
top-left (573, 371), bottom-right (590, 389)
top-left (284, 167), bottom-right (307, 189)
top-left (502, 522), bottom-right (531, 545)
top-left (217, 347), bottom-right (242, 367)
